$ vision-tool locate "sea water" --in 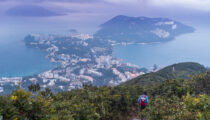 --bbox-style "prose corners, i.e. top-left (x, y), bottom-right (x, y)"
top-left (0, 16), bottom-right (98, 78)
top-left (0, 20), bottom-right (55, 78)
top-left (0, 16), bottom-right (209, 77)
top-left (113, 25), bottom-right (210, 69)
